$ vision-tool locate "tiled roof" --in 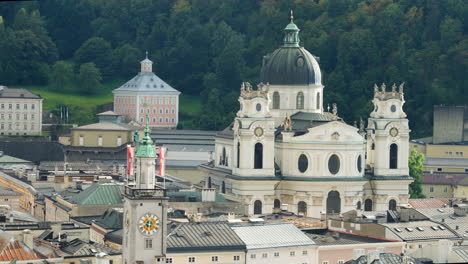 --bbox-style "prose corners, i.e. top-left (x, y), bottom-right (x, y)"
top-left (105, 229), bottom-right (122, 244)
top-left (70, 183), bottom-right (124, 205)
top-left (408, 198), bottom-right (450, 208)
top-left (232, 223), bottom-right (315, 250)
top-left (167, 222), bottom-right (245, 252)
top-left (422, 173), bottom-right (468, 185)
top-left (0, 86), bottom-right (41, 99)
top-left (415, 207), bottom-right (468, 238)
top-left (0, 230), bottom-right (42, 261)
top-left (113, 72), bottom-right (180, 94)
top-left (382, 220), bottom-right (460, 241)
